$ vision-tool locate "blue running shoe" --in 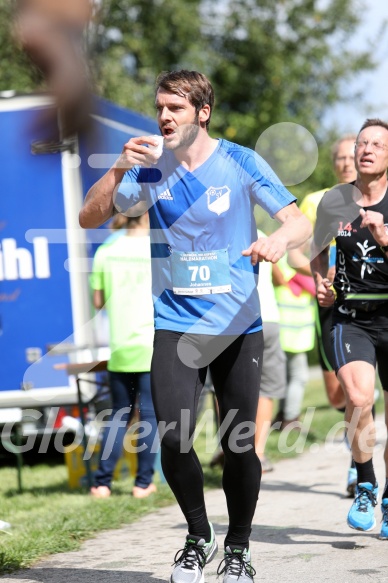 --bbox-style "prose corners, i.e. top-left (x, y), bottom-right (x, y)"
top-left (346, 467), bottom-right (357, 498)
top-left (347, 482), bottom-right (378, 531)
top-left (379, 499), bottom-right (388, 540)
